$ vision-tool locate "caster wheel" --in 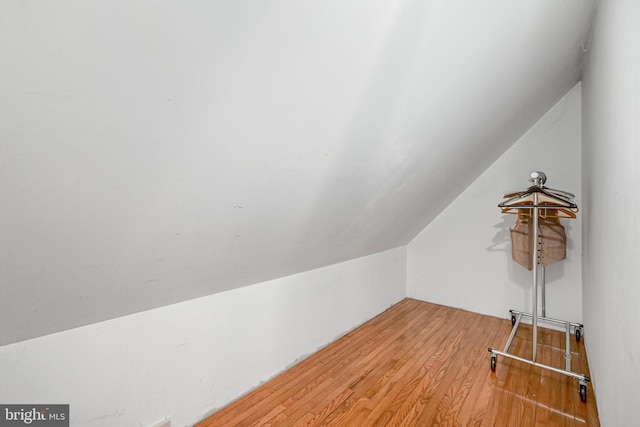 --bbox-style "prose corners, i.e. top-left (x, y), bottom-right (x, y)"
top-left (511, 314), bottom-right (516, 326)
top-left (490, 355), bottom-right (497, 372)
top-left (579, 384), bottom-right (587, 403)
top-left (576, 328), bottom-right (582, 342)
